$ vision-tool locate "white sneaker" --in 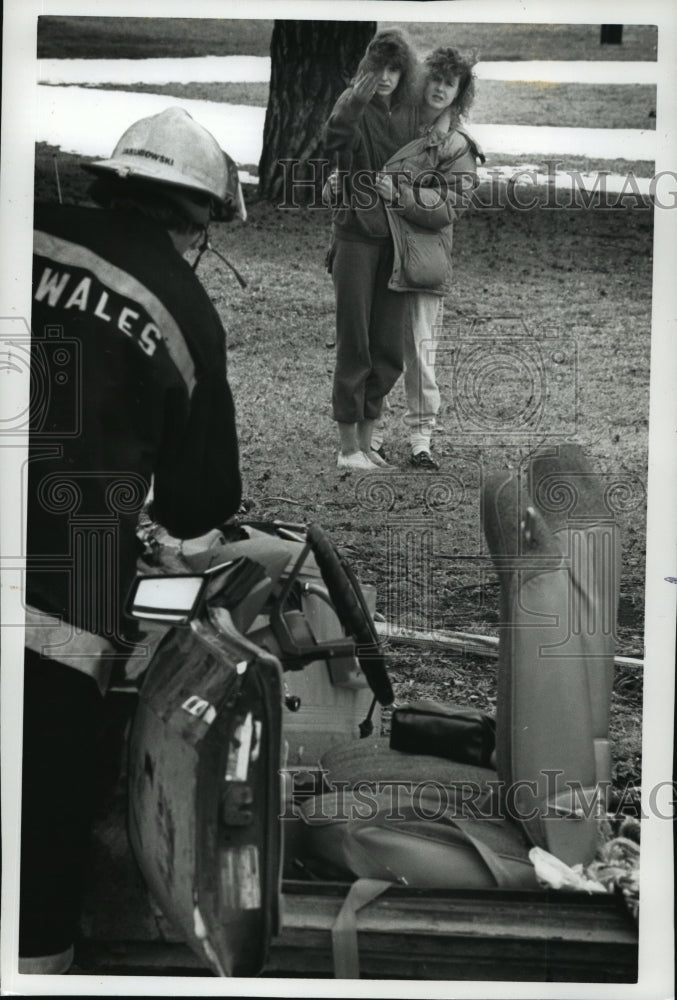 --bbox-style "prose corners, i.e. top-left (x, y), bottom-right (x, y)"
top-left (337, 451), bottom-right (379, 471)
